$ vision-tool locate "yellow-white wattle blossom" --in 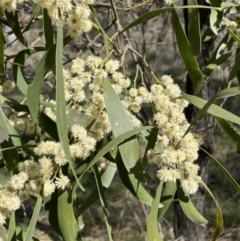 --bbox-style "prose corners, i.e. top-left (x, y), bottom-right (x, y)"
top-left (0, 0), bottom-right (23, 12)
top-left (147, 75), bottom-right (202, 195)
top-left (2, 80), bottom-right (15, 94)
top-left (35, 0), bottom-right (94, 38)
